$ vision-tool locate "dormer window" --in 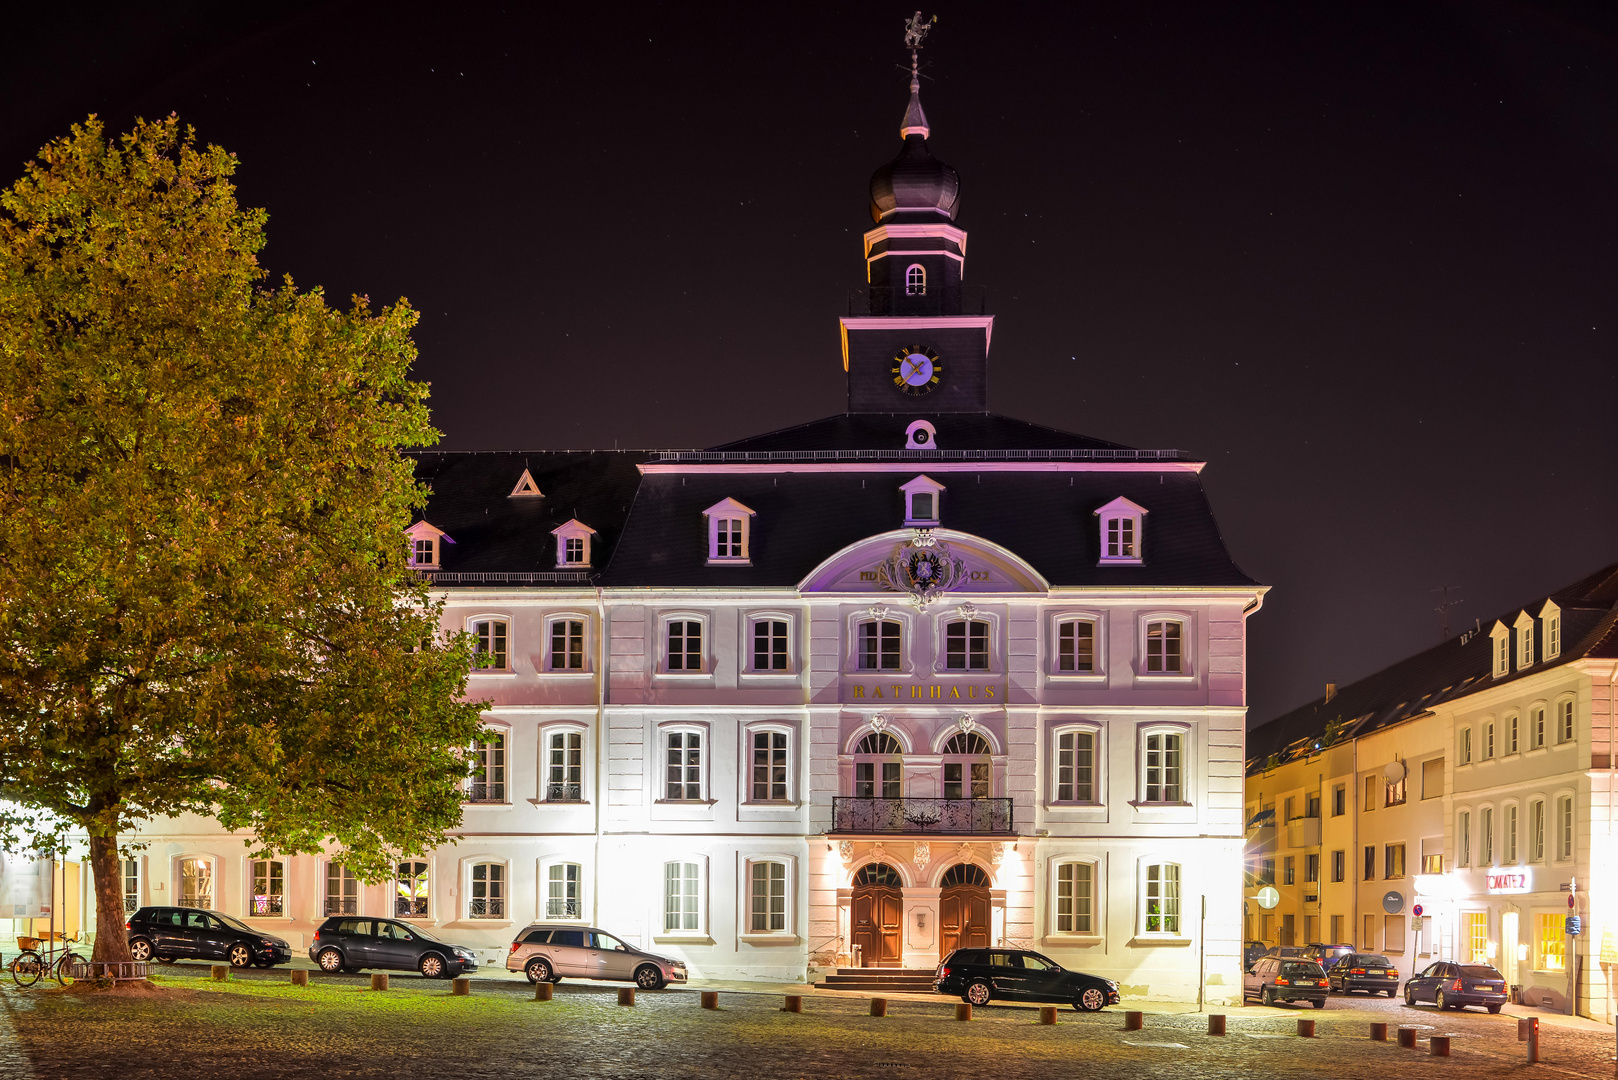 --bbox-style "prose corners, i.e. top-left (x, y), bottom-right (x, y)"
top-left (1514, 611), bottom-right (1535, 670)
top-left (1489, 620), bottom-right (1510, 678)
top-left (1094, 496), bottom-right (1147, 566)
top-left (702, 498), bottom-right (755, 565)
top-left (900, 475), bottom-right (944, 526)
top-left (508, 469), bottom-right (543, 498)
top-left (550, 519), bottom-right (597, 569)
top-left (1540, 600), bottom-right (1561, 659)
top-left (404, 520), bottom-right (451, 570)
top-left (905, 264), bottom-right (927, 296)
